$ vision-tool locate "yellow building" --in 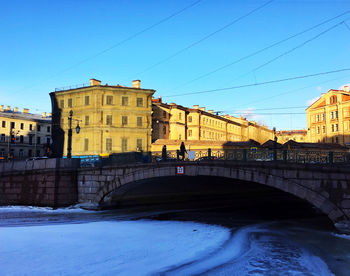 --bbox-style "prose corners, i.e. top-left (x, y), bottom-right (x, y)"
top-left (0, 105), bottom-right (52, 159)
top-left (306, 85), bottom-right (350, 145)
top-left (152, 98), bottom-right (274, 147)
top-left (50, 79), bottom-right (155, 157)
top-left (276, 129), bottom-right (307, 144)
